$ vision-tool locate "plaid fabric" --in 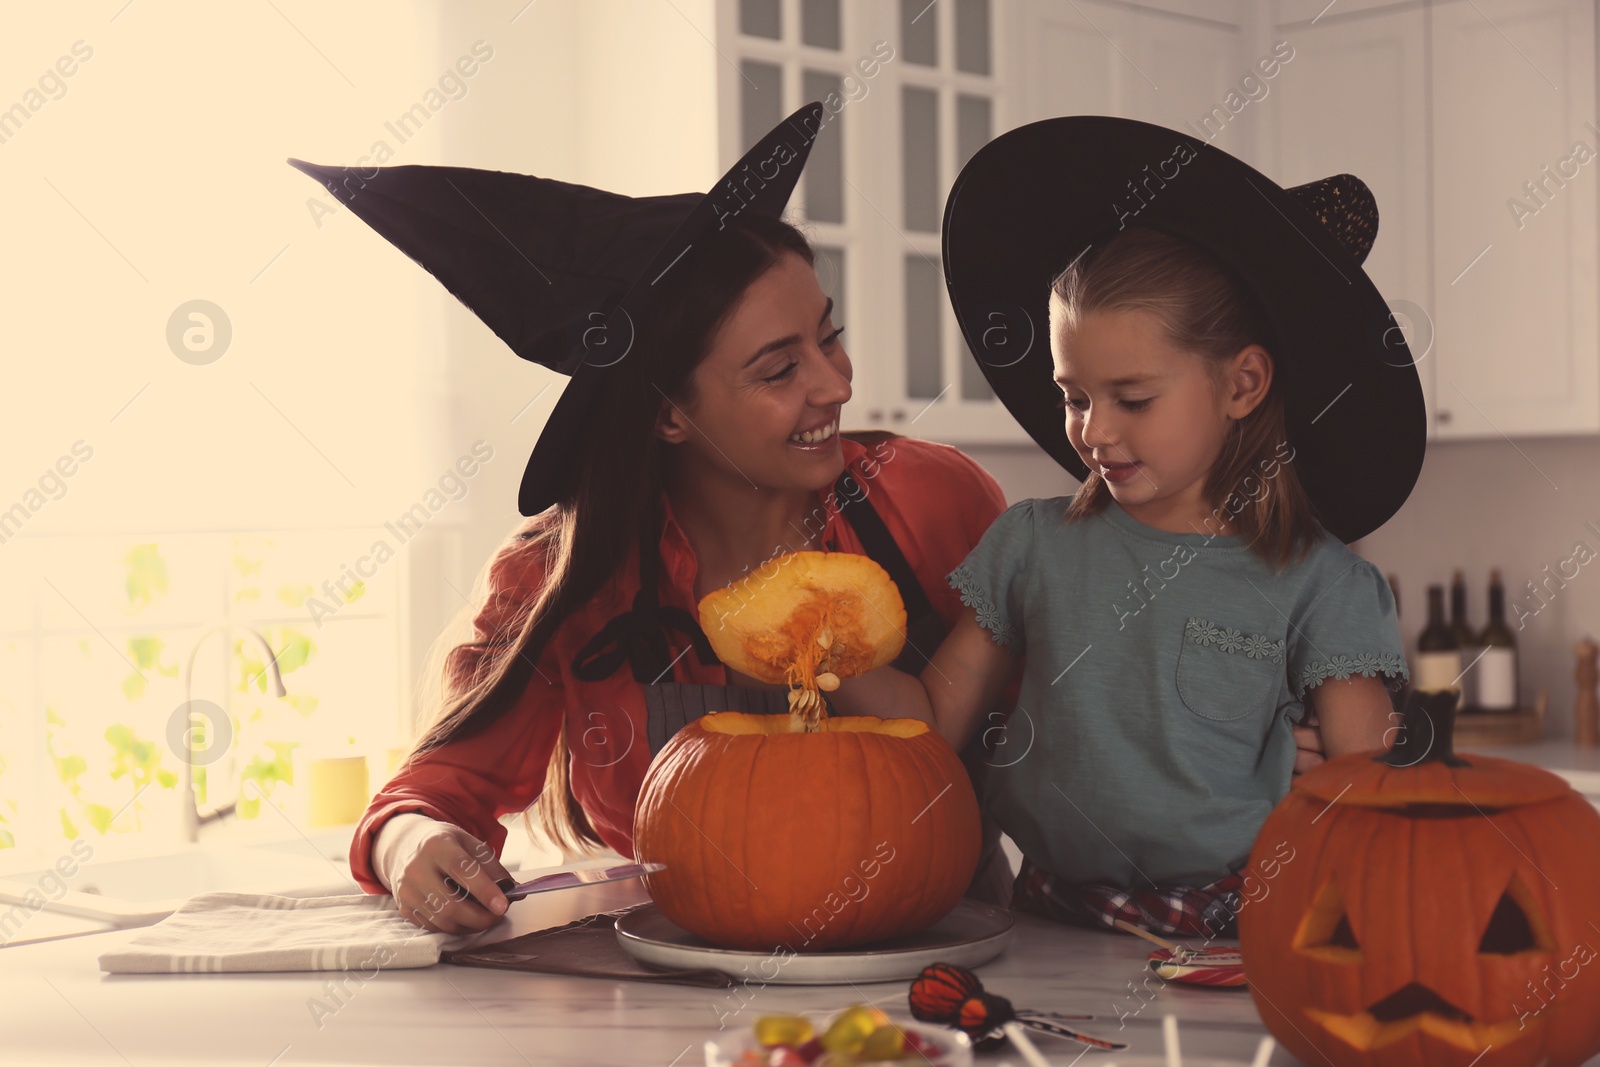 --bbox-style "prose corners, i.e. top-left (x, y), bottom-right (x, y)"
top-left (1011, 856), bottom-right (1246, 940)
